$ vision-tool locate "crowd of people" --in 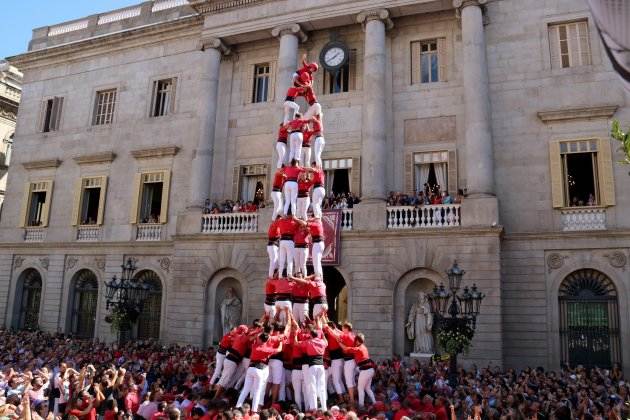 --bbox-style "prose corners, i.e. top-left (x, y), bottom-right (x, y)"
top-left (321, 193), bottom-right (360, 211)
top-left (203, 200), bottom-right (263, 215)
top-left (386, 187), bottom-right (464, 208)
